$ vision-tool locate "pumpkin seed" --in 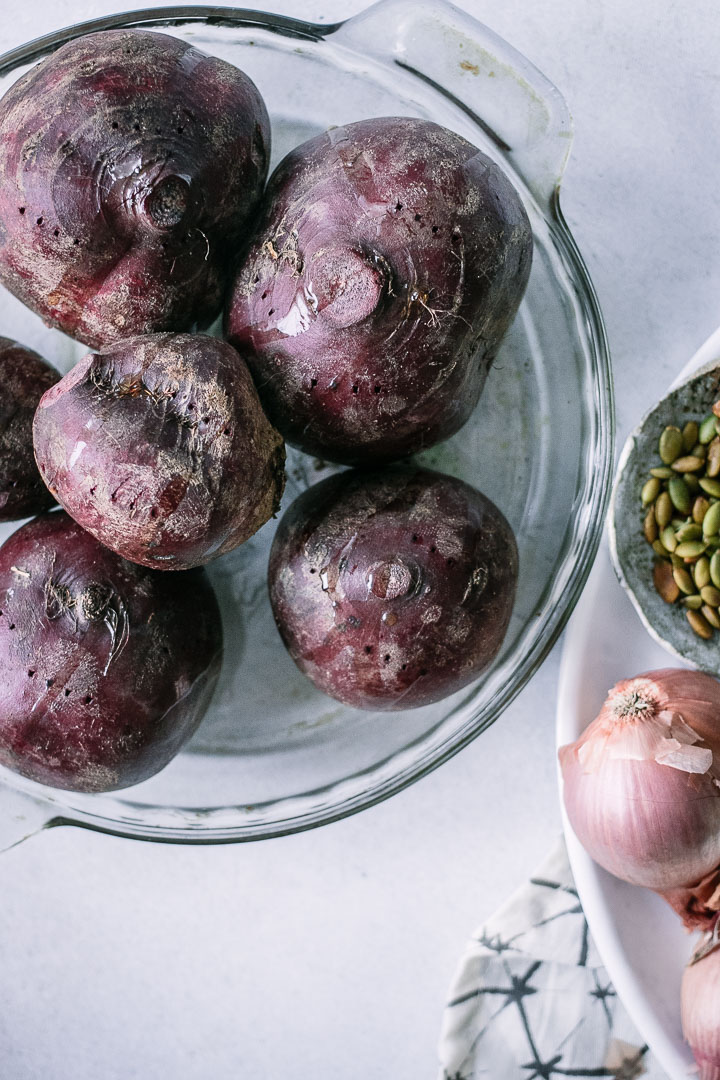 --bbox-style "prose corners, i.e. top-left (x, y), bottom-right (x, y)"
top-left (708, 438), bottom-right (720, 477)
top-left (652, 540), bottom-right (668, 557)
top-left (676, 522), bottom-right (703, 542)
top-left (653, 561), bottom-right (680, 604)
top-left (643, 507), bottom-right (658, 543)
top-left (686, 474), bottom-right (701, 493)
top-left (701, 585), bottom-right (720, 607)
top-left (700, 415), bottom-right (717, 443)
top-left (661, 526), bottom-right (678, 552)
top-left (683, 421), bottom-right (700, 451)
top-left (641, 477), bottom-right (661, 505)
top-left (700, 478), bottom-right (720, 498)
top-left (683, 594), bottom-right (704, 610)
top-left (676, 540), bottom-right (707, 558)
top-left (688, 609), bottom-right (714, 639)
top-left (650, 466), bottom-right (674, 479)
top-left (668, 477), bottom-right (691, 515)
top-left (703, 605), bottom-right (720, 629)
top-left (673, 566), bottom-right (696, 594)
top-left (672, 455), bottom-right (705, 473)
top-left (694, 496), bottom-right (711, 523)
top-left (704, 501), bottom-right (720, 537)
top-left (694, 556), bottom-right (711, 589)
top-left (659, 426), bottom-right (683, 464)
top-left (654, 491), bottom-right (674, 526)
